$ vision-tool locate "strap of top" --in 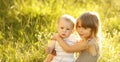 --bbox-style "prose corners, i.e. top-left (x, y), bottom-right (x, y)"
top-left (87, 38), bottom-right (99, 56)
